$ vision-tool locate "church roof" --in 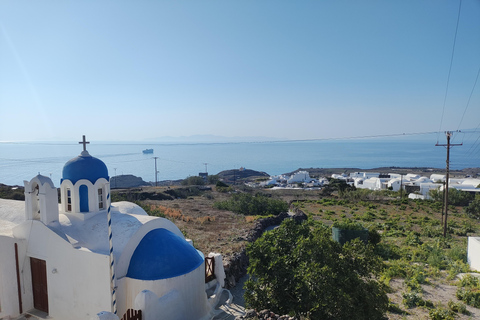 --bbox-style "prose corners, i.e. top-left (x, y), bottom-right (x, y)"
top-left (40, 201), bottom-right (194, 279)
top-left (0, 199), bottom-right (25, 236)
top-left (33, 174), bottom-right (56, 188)
top-left (126, 228), bottom-right (204, 280)
top-left (62, 151), bottom-right (109, 184)
top-left (53, 201), bottom-right (152, 256)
